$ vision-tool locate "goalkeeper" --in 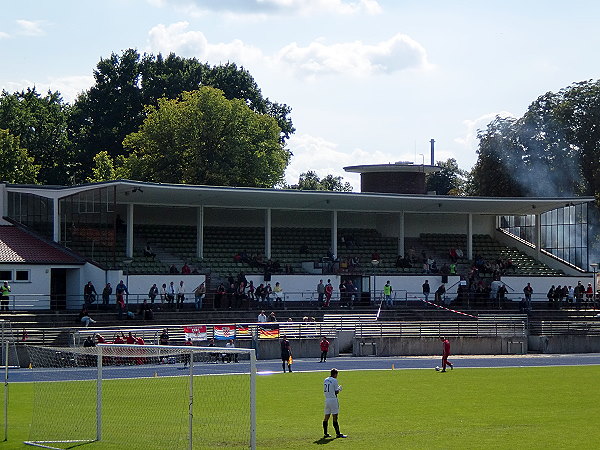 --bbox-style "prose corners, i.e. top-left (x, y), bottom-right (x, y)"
top-left (322, 368), bottom-right (347, 439)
